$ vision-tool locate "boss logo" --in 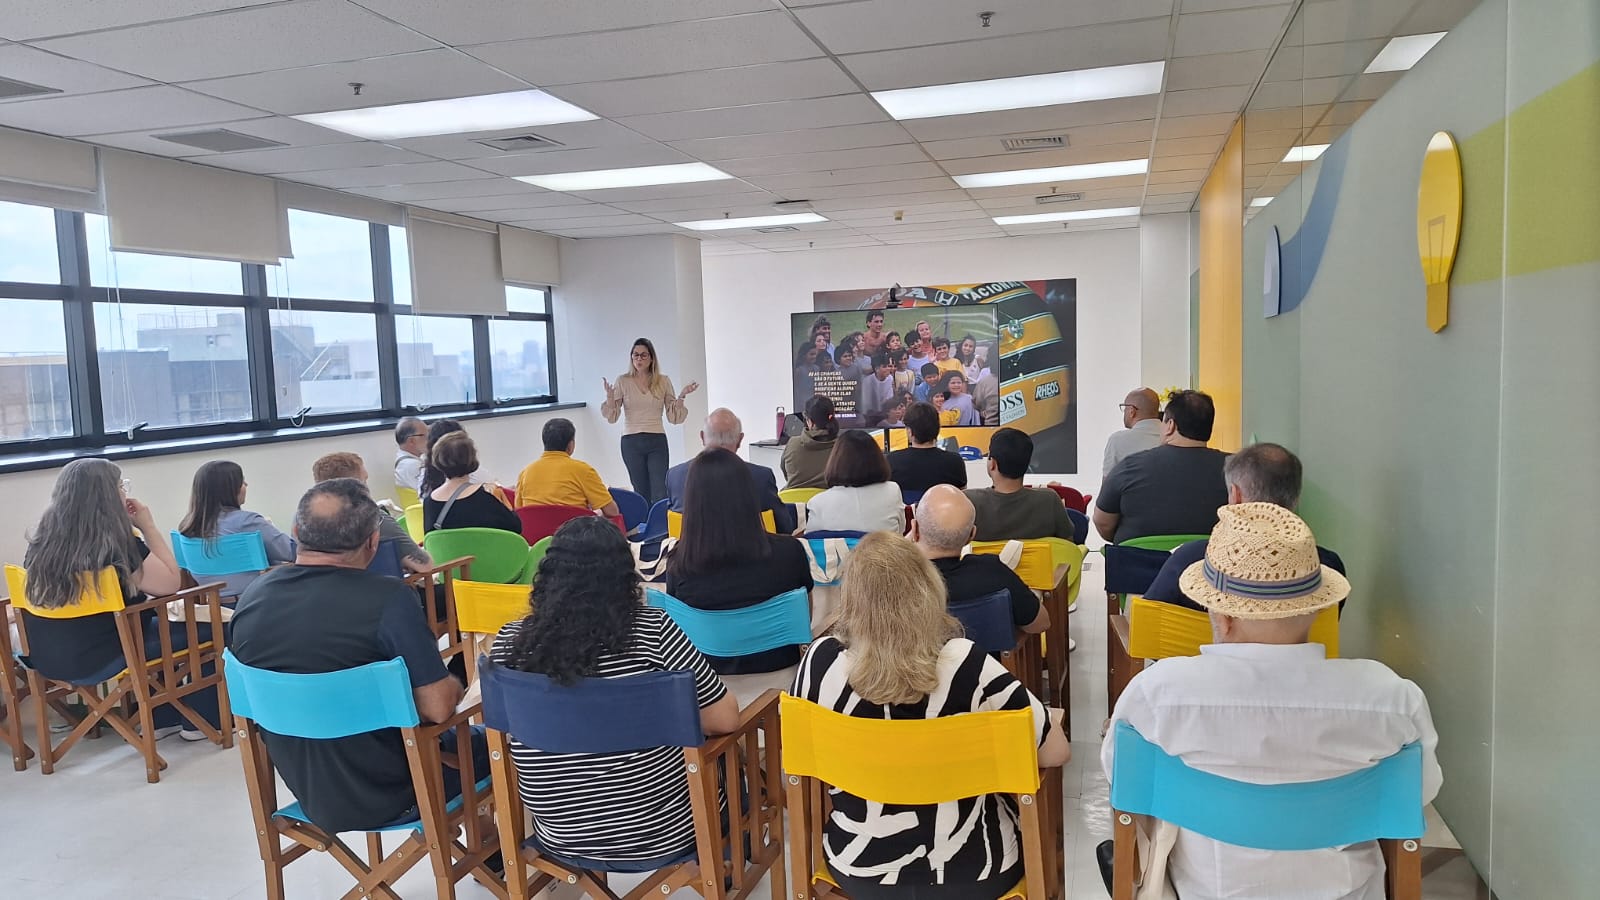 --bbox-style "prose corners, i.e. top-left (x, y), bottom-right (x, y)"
top-left (999, 390), bottom-right (1026, 424)
top-left (1034, 380), bottom-right (1061, 401)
